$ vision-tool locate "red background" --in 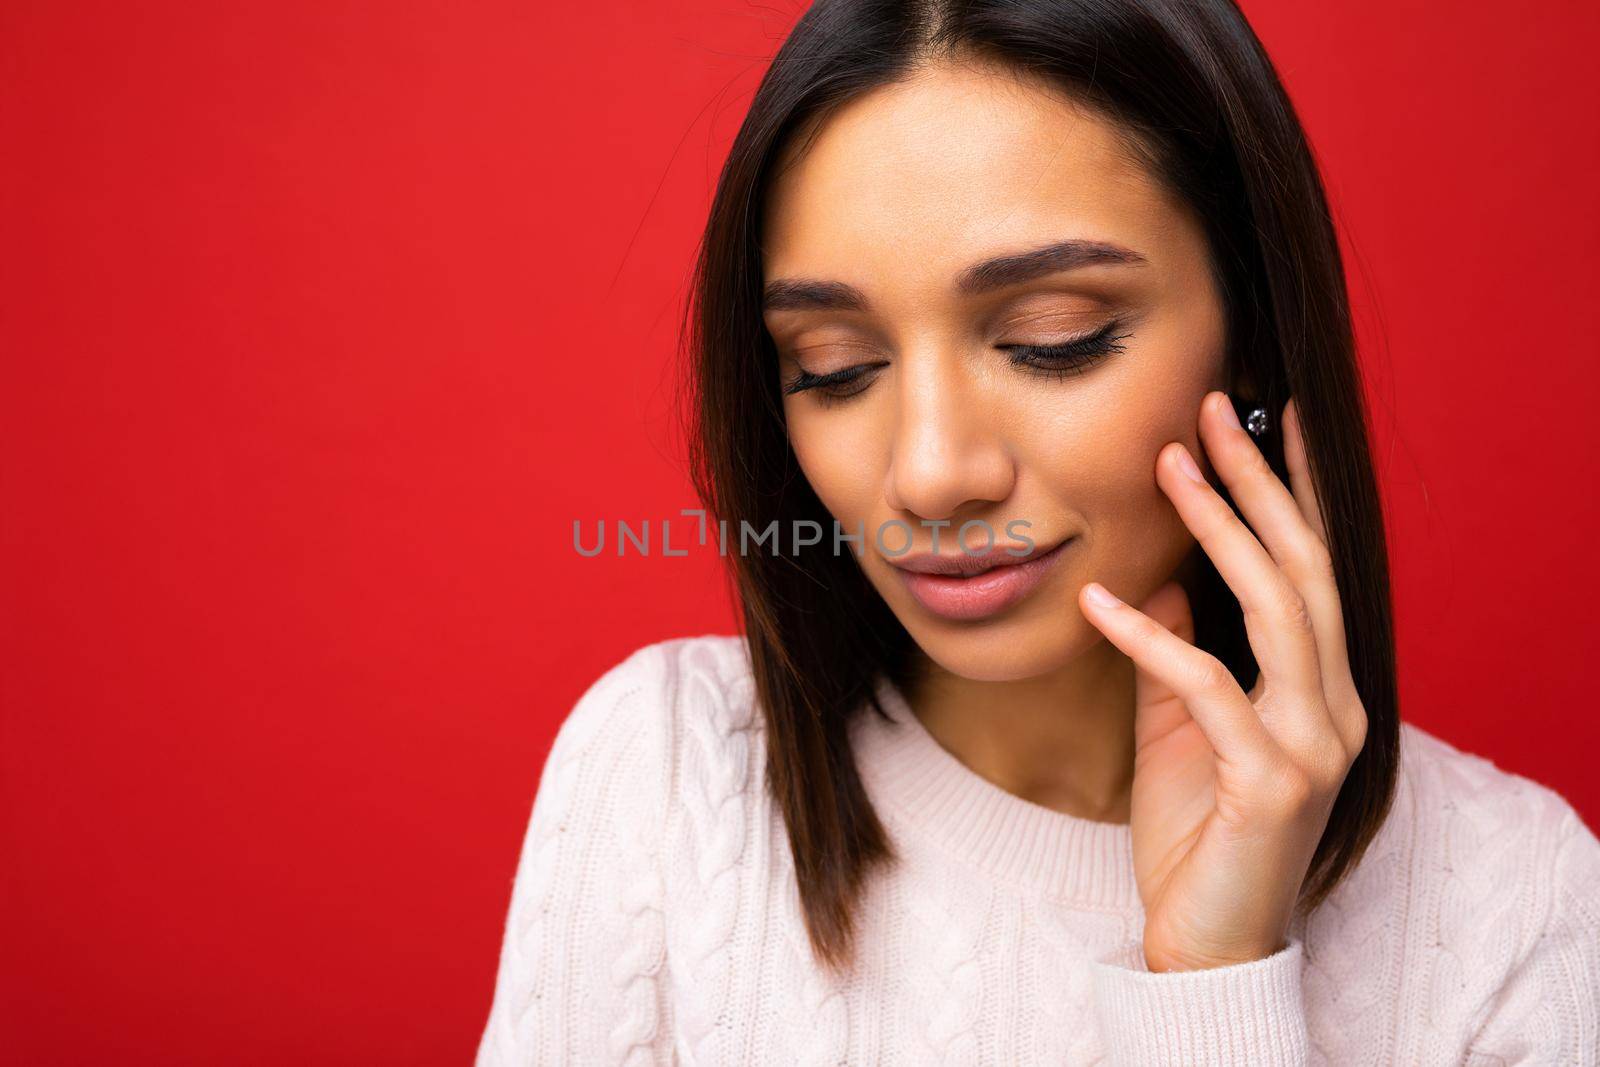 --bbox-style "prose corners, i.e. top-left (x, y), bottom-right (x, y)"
top-left (3, 1), bottom-right (1596, 1062)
